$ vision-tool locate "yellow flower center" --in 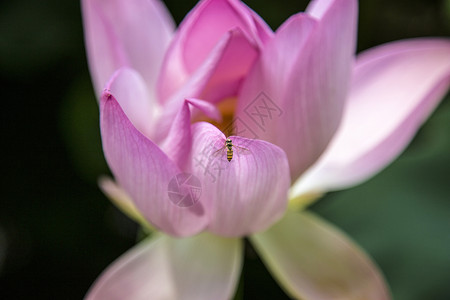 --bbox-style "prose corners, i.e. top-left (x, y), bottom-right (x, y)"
top-left (193, 97), bottom-right (237, 135)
